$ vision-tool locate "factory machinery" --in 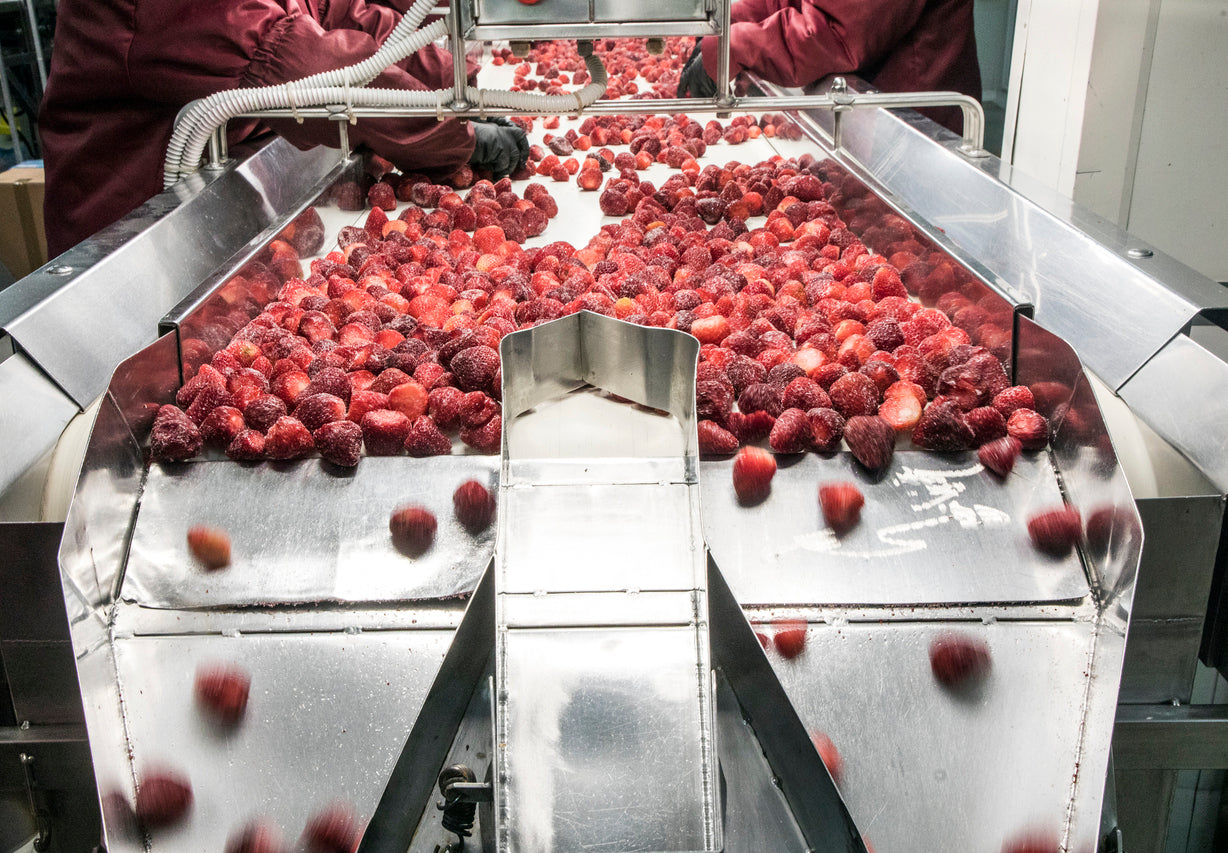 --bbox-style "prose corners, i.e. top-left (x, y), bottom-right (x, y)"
top-left (0, 0), bottom-right (1226, 850)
